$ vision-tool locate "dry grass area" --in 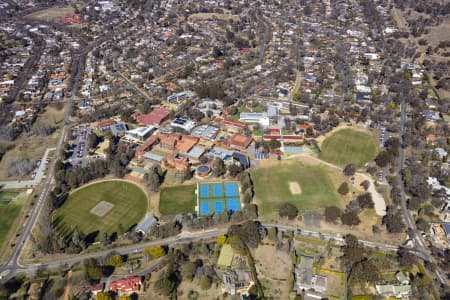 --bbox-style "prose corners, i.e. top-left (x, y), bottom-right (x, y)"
top-left (89, 201), bottom-right (114, 217)
top-left (0, 106), bottom-right (64, 180)
top-left (25, 6), bottom-right (75, 22)
top-left (253, 243), bottom-right (292, 299)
